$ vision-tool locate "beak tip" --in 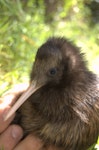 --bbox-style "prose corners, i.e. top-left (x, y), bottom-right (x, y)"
top-left (4, 108), bottom-right (15, 121)
top-left (3, 82), bottom-right (42, 122)
top-left (4, 113), bottom-right (10, 121)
